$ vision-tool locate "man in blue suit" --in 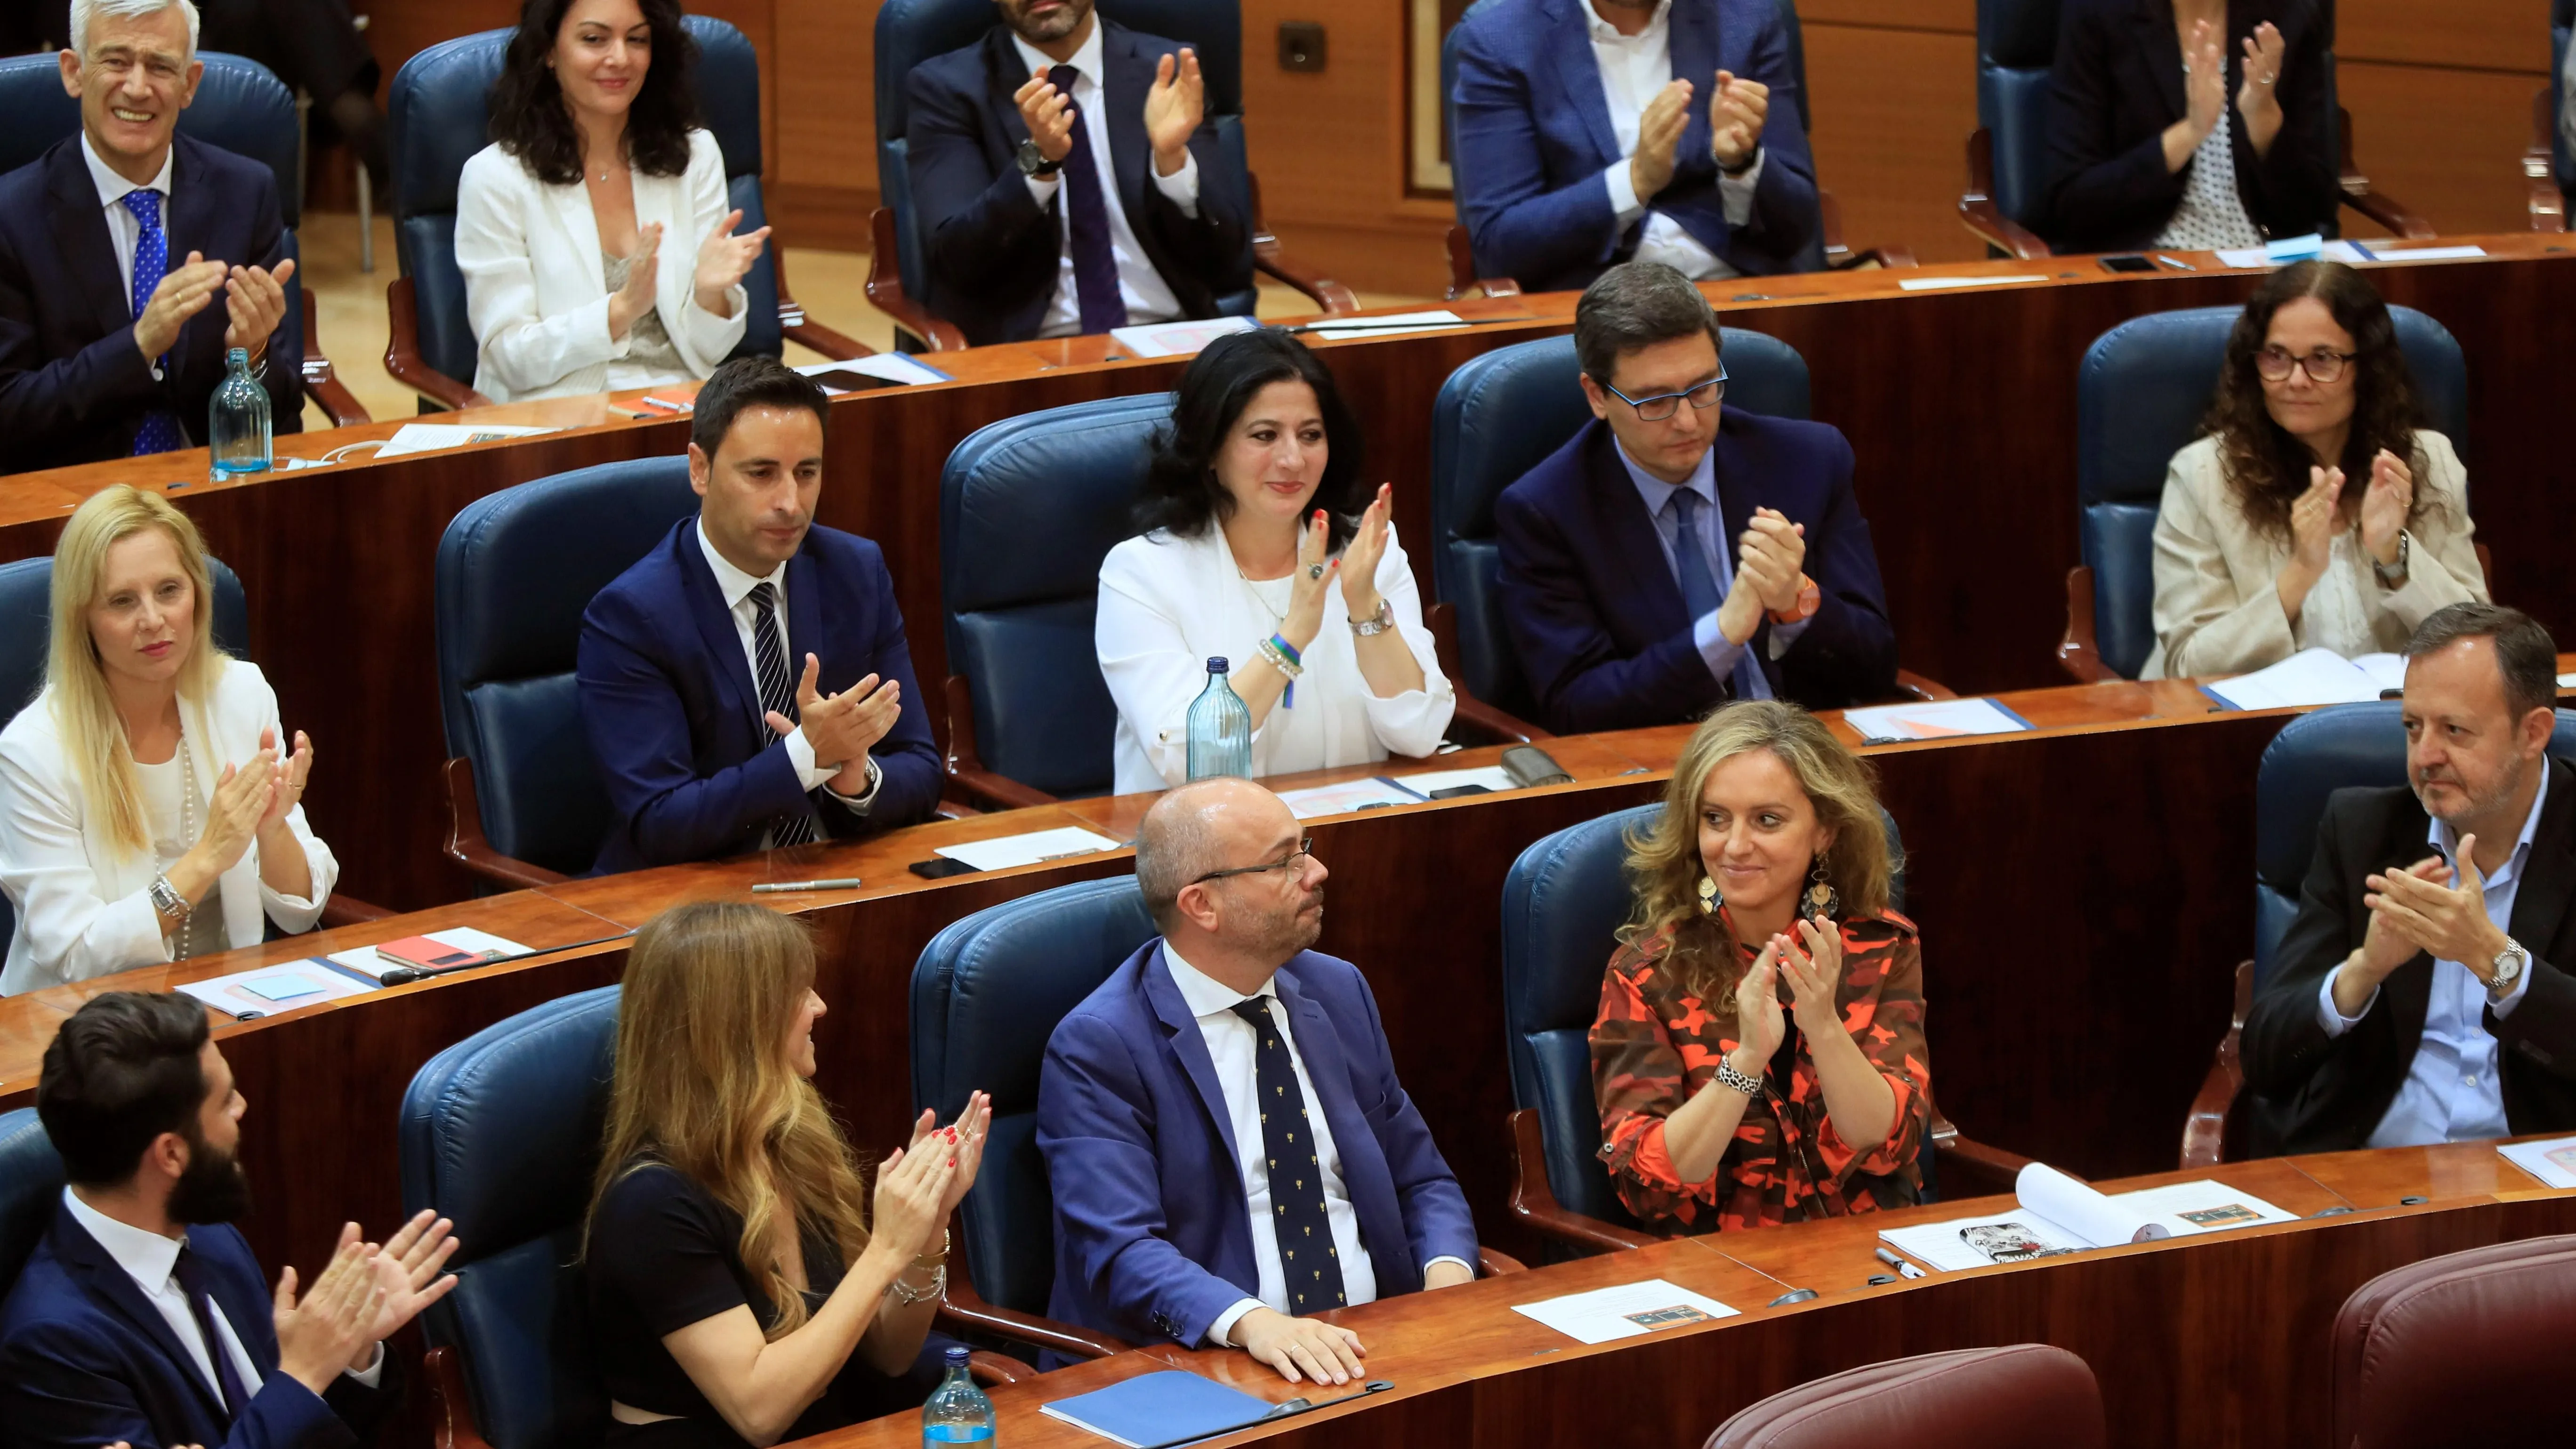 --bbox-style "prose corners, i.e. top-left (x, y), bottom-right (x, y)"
top-left (0, 0), bottom-right (302, 475)
top-left (0, 991), bottom-right (458, 1449)
top-left (1497, 262), bottom-right (1895, 733)
top-left (1038, 779), bottom-right (1480, 1385)
top-left (904, 0), bottom-right (1250, 346)
top-left (1450, 0), bottom-right (1819, 293)
top-left (579, 357), bottom-right (942, 874)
